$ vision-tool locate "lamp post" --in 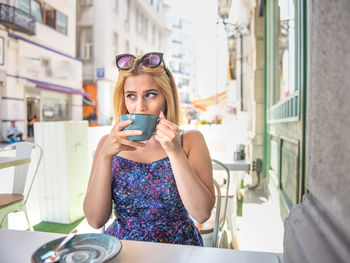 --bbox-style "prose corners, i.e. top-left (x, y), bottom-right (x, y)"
top-left (226, 28), bottom-right (244, 112)
top-left (218, 0), bottom-right (248, 112)
top-left (227, 34), bottom-right (236, 79)
top-left (215, 0), bottom-right (233, 122)
top-left (227, 34), bottom-right (236, 50)
top-left (218, 0), bottom-right (232, 21)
